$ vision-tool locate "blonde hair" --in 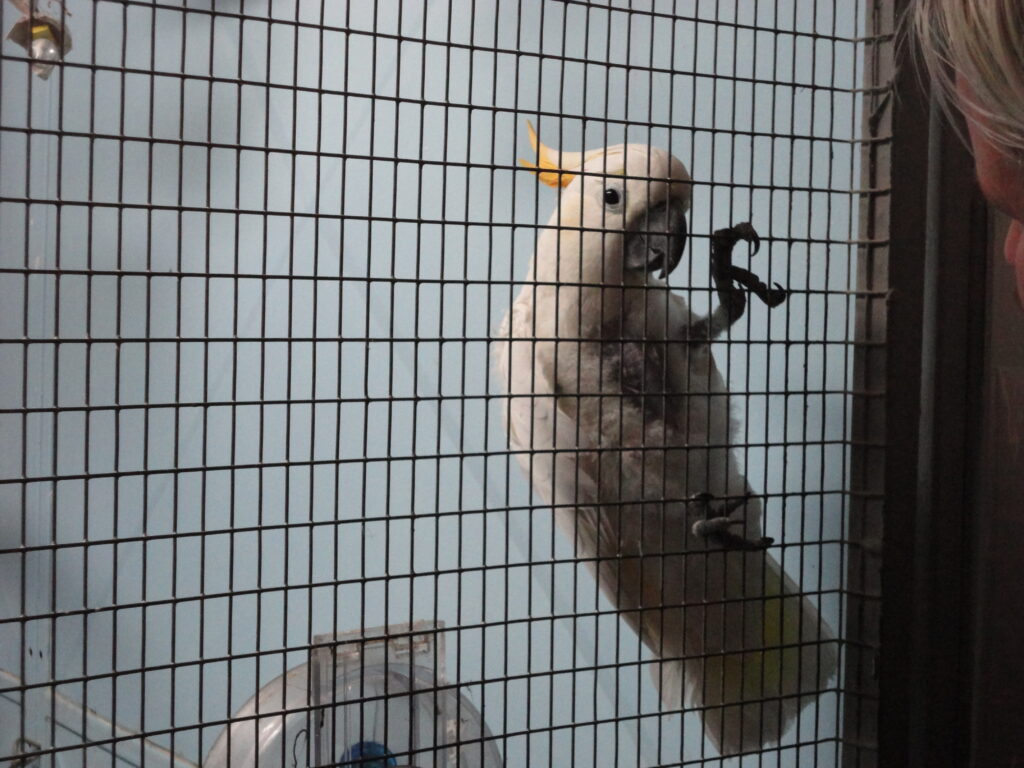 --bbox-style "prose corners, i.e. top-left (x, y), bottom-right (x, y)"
top-left (910, 0), bottom-right (1024, 157)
